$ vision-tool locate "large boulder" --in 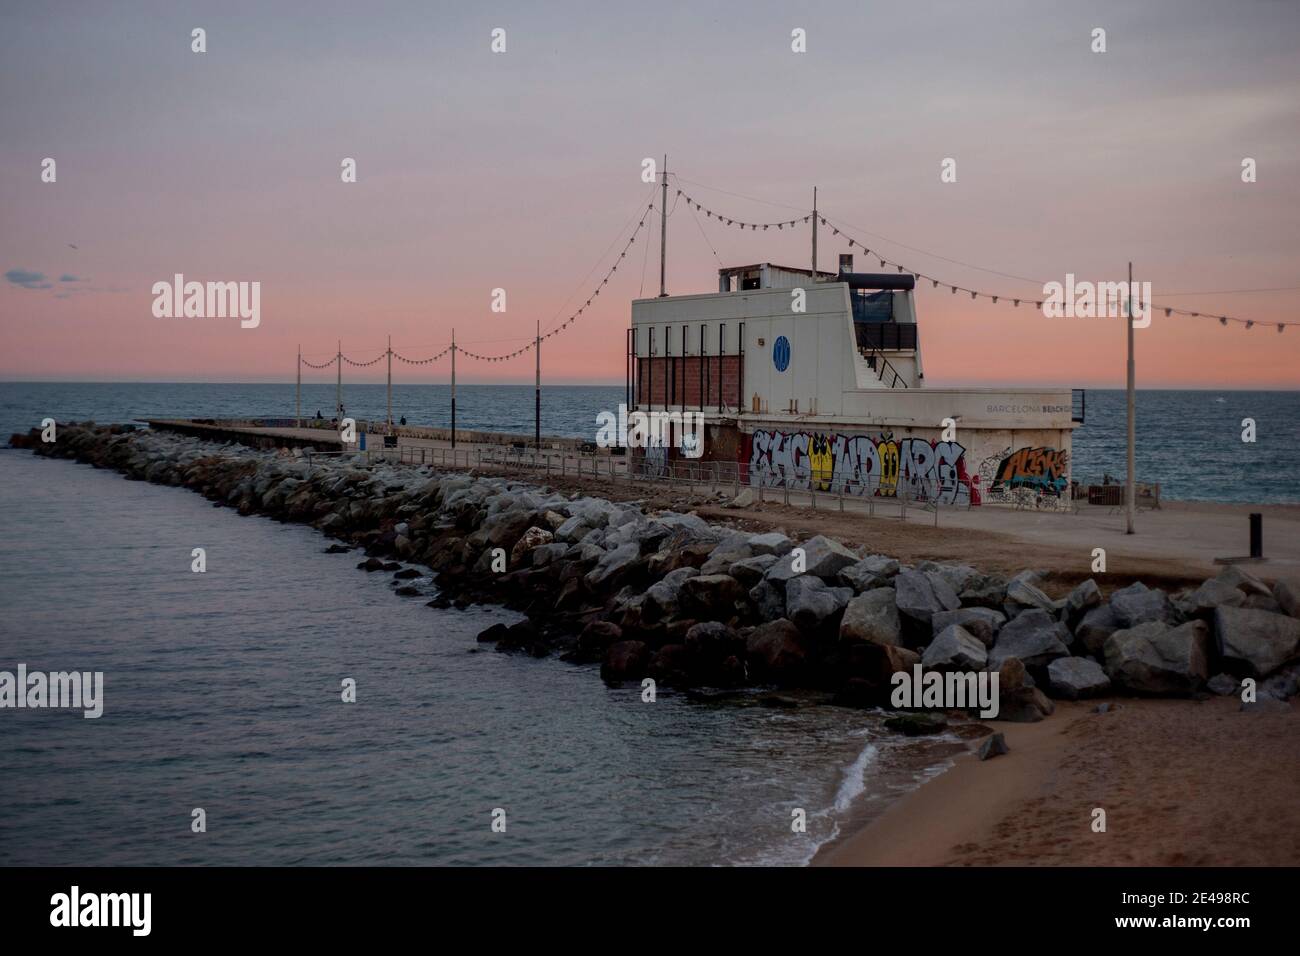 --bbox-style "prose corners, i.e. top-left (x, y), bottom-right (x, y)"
top-left (959, 573), bottom-right (1009, 610)
top-left (647, 644), bottom-right (693, 686)
top-left (699, 532), bottom-right (754, 575)
top-left (1103, 620), bottom-right (1210, 695)
top-left (576, 621), bottom-right (623, 660)
top-left (930, 606), bottom-right (1006, 648)
top-left (600, 640), bottom-right (650, 683)
top-left (989, 609), bottom-right (1071, 670)
top-left (920, 562), bottom-right (980, 596)
top-left (745, 620), bottom-right (813, 685)
top-left (785, 576), bottom-right (853, 631)
top-left (1110, 581), bottom-right (1173, 628)
top-left (1004, 570), bottom-right (1056, 615)
top-left (1184, 577), bottom-right (1246, 615)
top-left (1215, 564), bottom-right (1274, 599)
top-left (1046, 657), bottom-right (1111, 700)
top-left (684, 621), bottom-right (743, 661)
top-left (584, 542), bottom-right (641, 588)
top-left (895, 568), bottom-right (961, 631)
top-left (993, 658), bottom-right (1055, 722)
top-left (1274, 579), bottom-right (1299, 619)
top-left (921, 625), bottom-right (988, 671)
top-left (728, 553), bottom-right (778, 589)
top-left (1075, 603), bottom-right (1122, 656)
top-left (747, 532), bottom-right (794, 557)
top-left (839, 588), bottom-right (901, 647)
top-left (1214, 606), bottom-right (1300, 678)
top-left (838, 554), bottom-right (901, 592)
top-left (641, 567), bottom-right (700, 623)
top-left (798, 535), bottom-right (860, 582)
top-left (1064, 578), bottom-right (1102, 629)
top-left (679, 574), bottom-right (747, 620)
top-left (748, 580), bottom-right (786, 621)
